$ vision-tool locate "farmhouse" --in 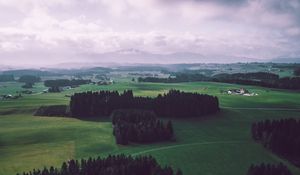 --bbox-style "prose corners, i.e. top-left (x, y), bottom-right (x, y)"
top-left (227, 88), bottom-right (258, 96)
top-left (63, 86), bottom-right (72, 90)
top-left (227, 88), bottom-right (248, 94)
top-left (1, 94), bottom-right (22, 100)
top-left (1, 94), bottom-right (14, 99)
top-left (97, 79), bottom-right (114, 85)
